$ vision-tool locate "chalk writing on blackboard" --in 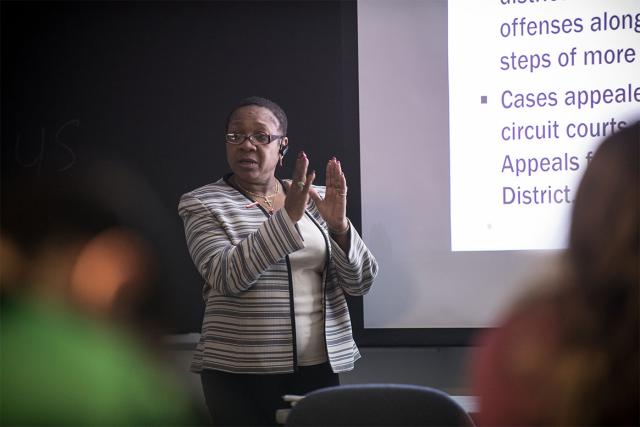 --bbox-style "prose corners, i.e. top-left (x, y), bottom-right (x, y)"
top-left (14, 119), bottom-right (80, 175)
